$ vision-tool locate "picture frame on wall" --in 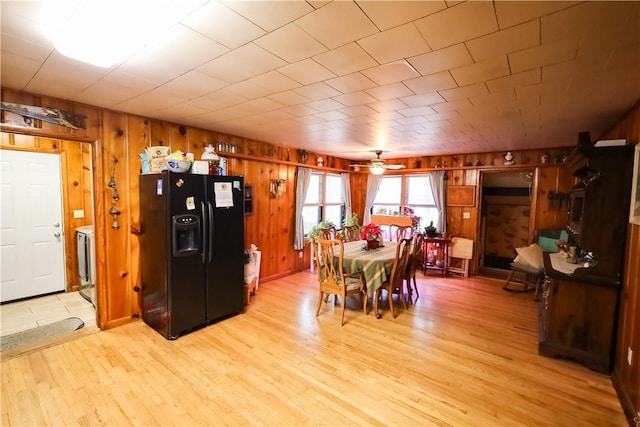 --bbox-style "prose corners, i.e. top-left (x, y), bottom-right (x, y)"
top-left (630, 144), bottom-right (640, 225)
